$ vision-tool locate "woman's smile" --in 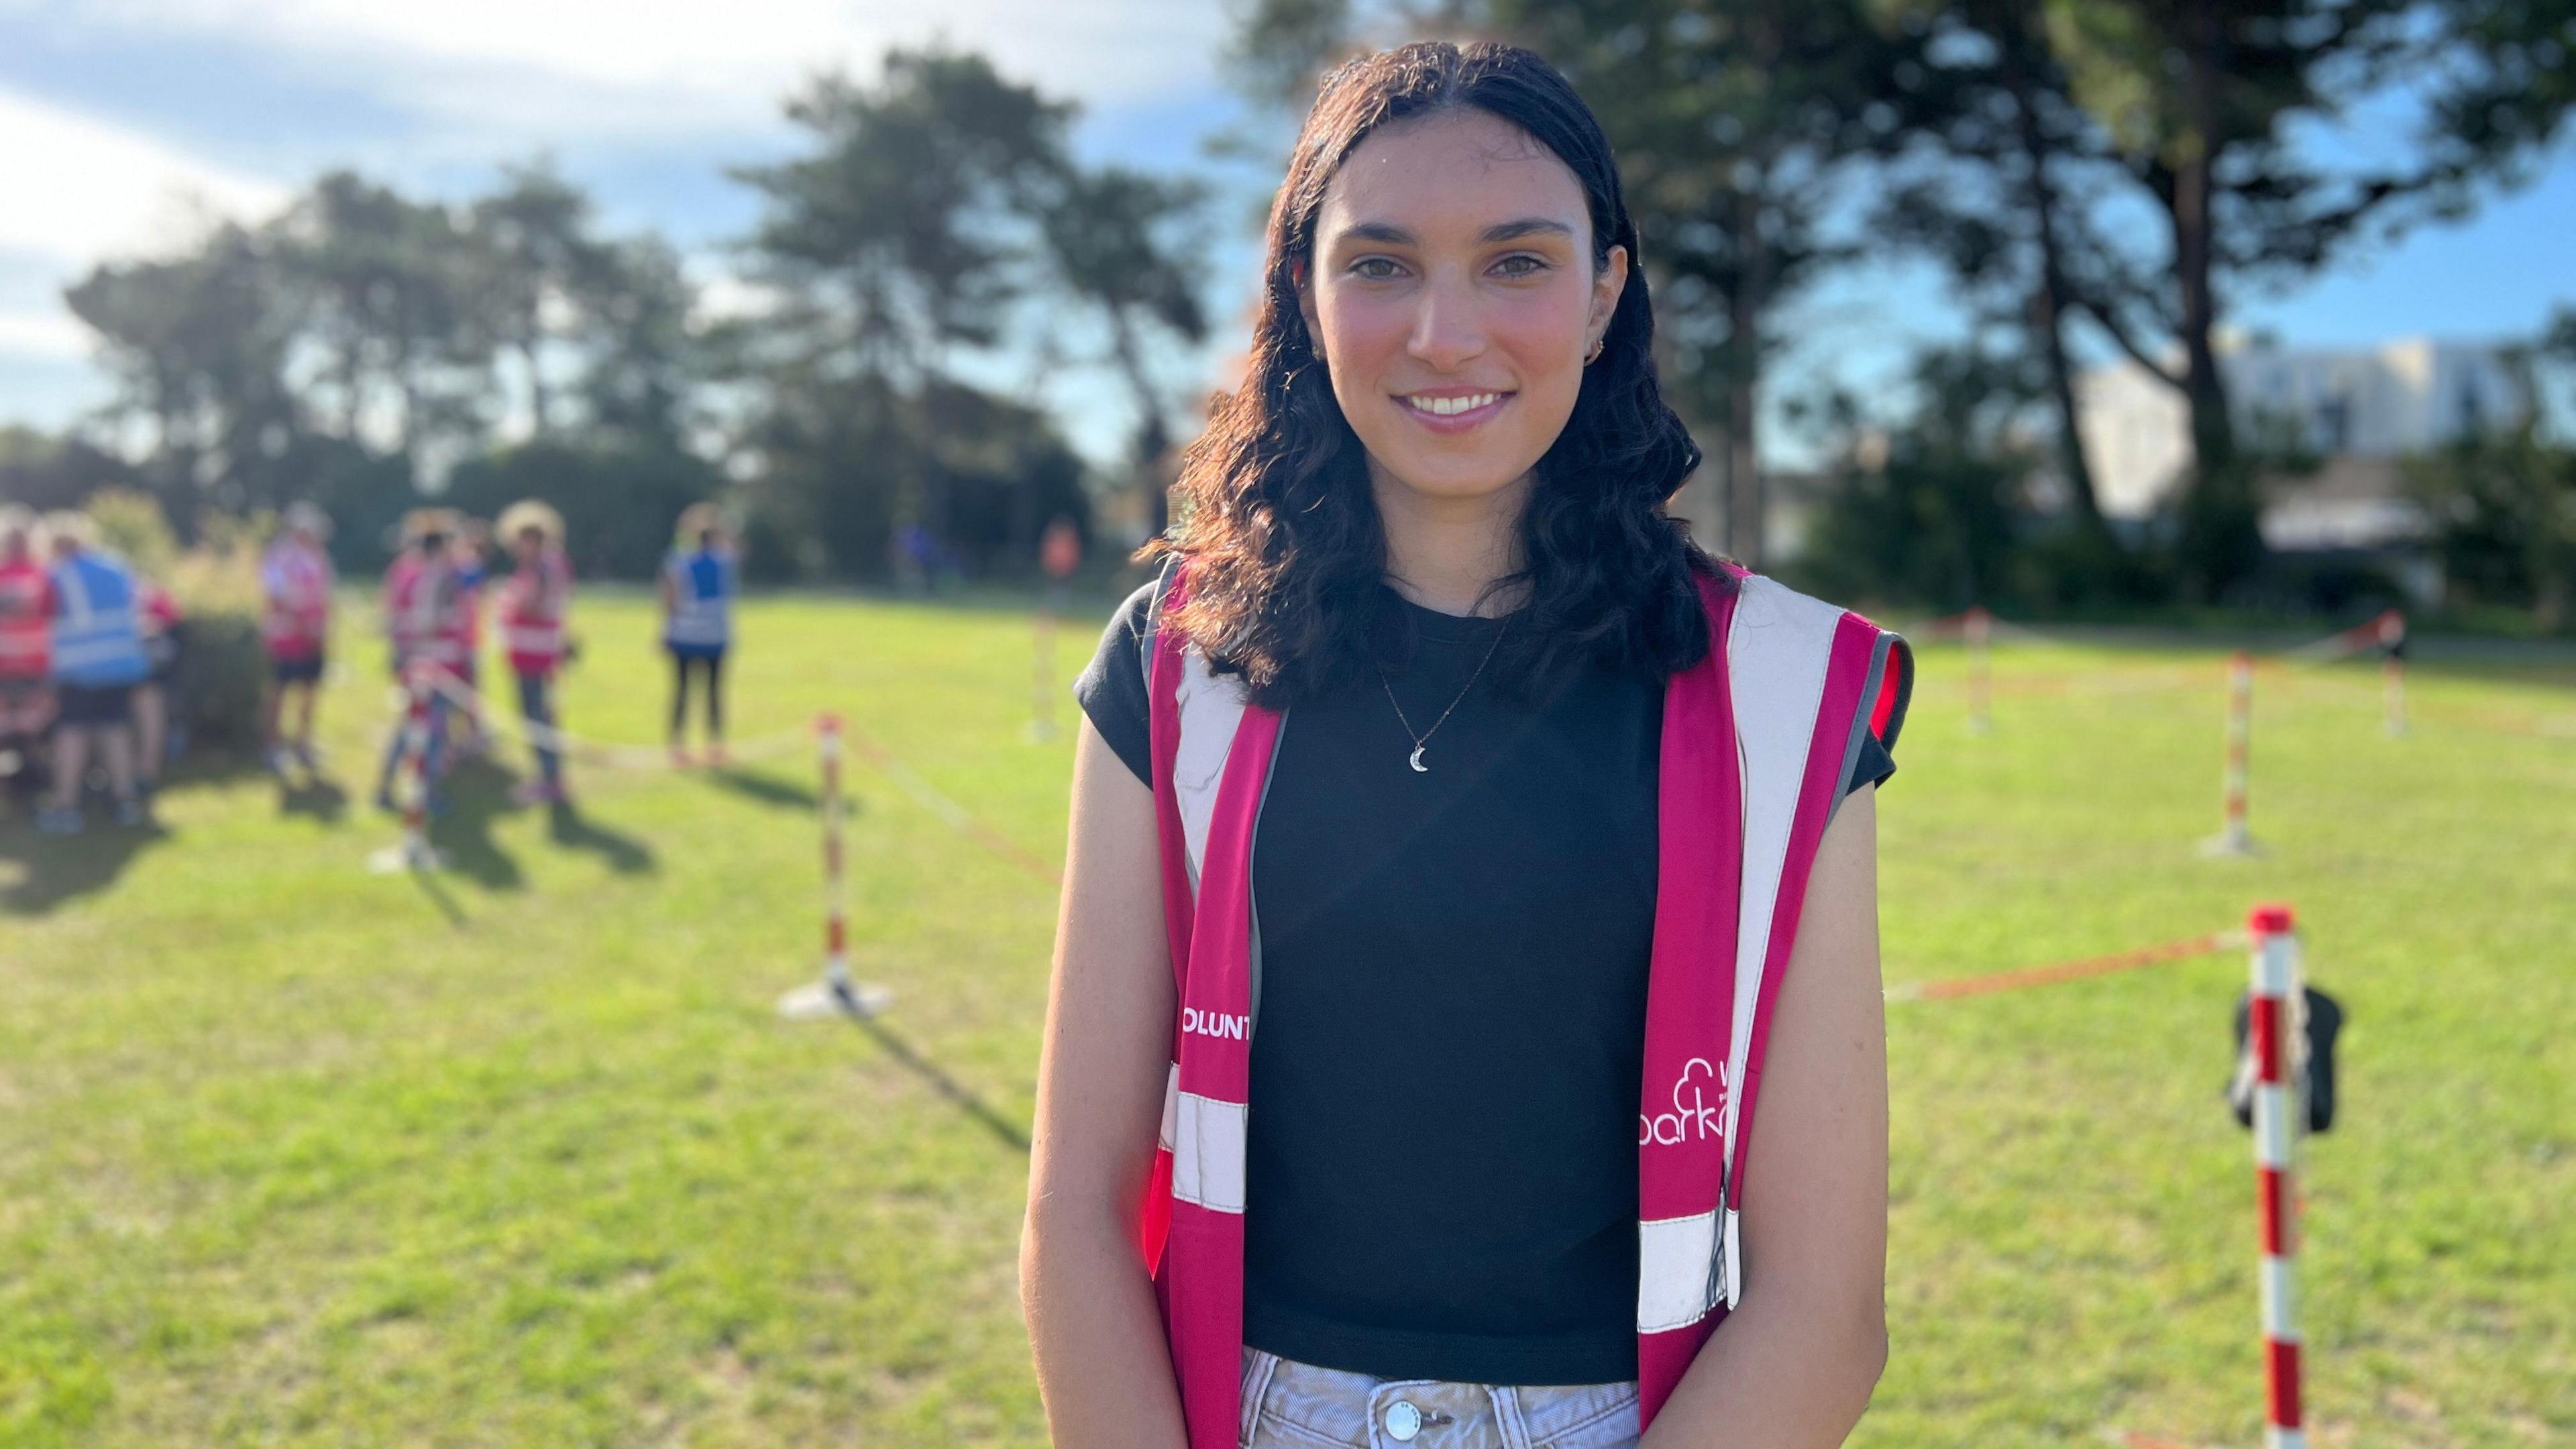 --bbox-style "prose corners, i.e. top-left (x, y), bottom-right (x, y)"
top-left (1397, 387), bottom-right (1515, 432)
